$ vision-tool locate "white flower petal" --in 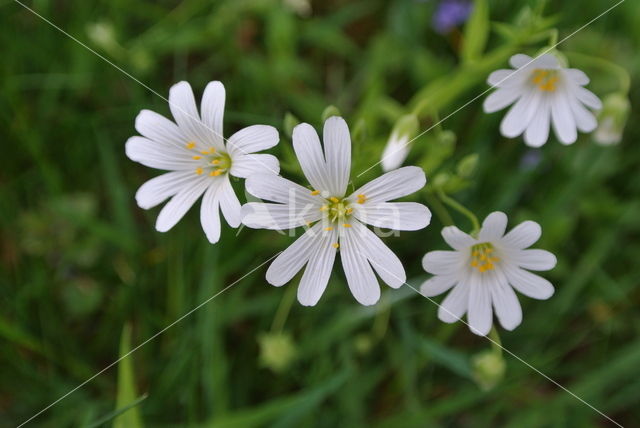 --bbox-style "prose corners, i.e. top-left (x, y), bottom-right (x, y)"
top-left (200, 180), bottom-right (224, 243)
top-left (500, 220), bottom-right (541, 249)
top-left (245, 173), bottom-right (322, 206)
top-left (266, 223), bottom-right (323, 286)
top-left (155, 175), bottom-right (211, 232)
top-left (500, 88), bottom-right (540, 138)
top-left (524, 95), bottom-right (551, 147)
top-left (323, 116), bottom-right (351, 196)
top-left (341, 228), bottom-right (380, 305)
top-left (468, 273), bottom-right (493, 336)
top-left (351, 166), bottom-right (426, 203)
top-left (126, 136), bottom-right (194, 170)
top-left (354, 202), bottom-right (431, 231)
top-left (551, 90), bottom-right (577, 145)
top-left (504, 265), bottom-right (555, 300)
top-left (420, 274), bottom-right (457, 298)
top-left (512, 249), bottom-right (557, 271)
top-left (478, 211), bottom-right (508, 242)
top-left (532, 54), bottom-right (559, 69)
top-left (169, 81), bottom-right (217, 148)
top-left (227, 125), bottom-right (279, 157)
top-left (230, 154), bottom-right (280, 178)
top-left (483, 87), bottom-right (523, 113)
top-left (487, 69), bottom-right (527, 88)
top-left (565, 69), bottom-right (589, 85)
top-left (200, 81), bottom-right (225, 147)
top-left (437, 282), bottom-right (469, 323)
top-left (569, 97), bottom-right (597, 132)
top-left (218, 176), bottom-right (241, 228)
top-left (509, 54), bottom-right (532, 68)
top-left (241, 202), bottom-right (322, 230)
top-left (135, 109), bottom-right (188, 150)
top-left (135, 170), bottom-right (196, 209)
top-left (292, 123), bottom-right (332, 193)
top-left (297, 228), bottom-right (338, 306)
top-left (575, 86), bottom-right (602, 110)
top-left (441, 226), bottom-right (475, 251)
top-left (422, 250), bottom-right (465, 275)
top-left (350, 221), bottom-right (405, 288)
top-left (490, 269), bottom-right (522, 331)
